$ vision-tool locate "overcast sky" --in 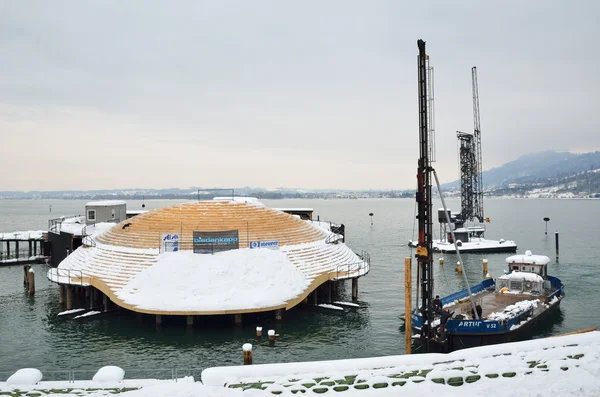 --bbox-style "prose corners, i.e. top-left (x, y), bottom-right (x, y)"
top-left (1, 1), bottom-right (599, 191)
